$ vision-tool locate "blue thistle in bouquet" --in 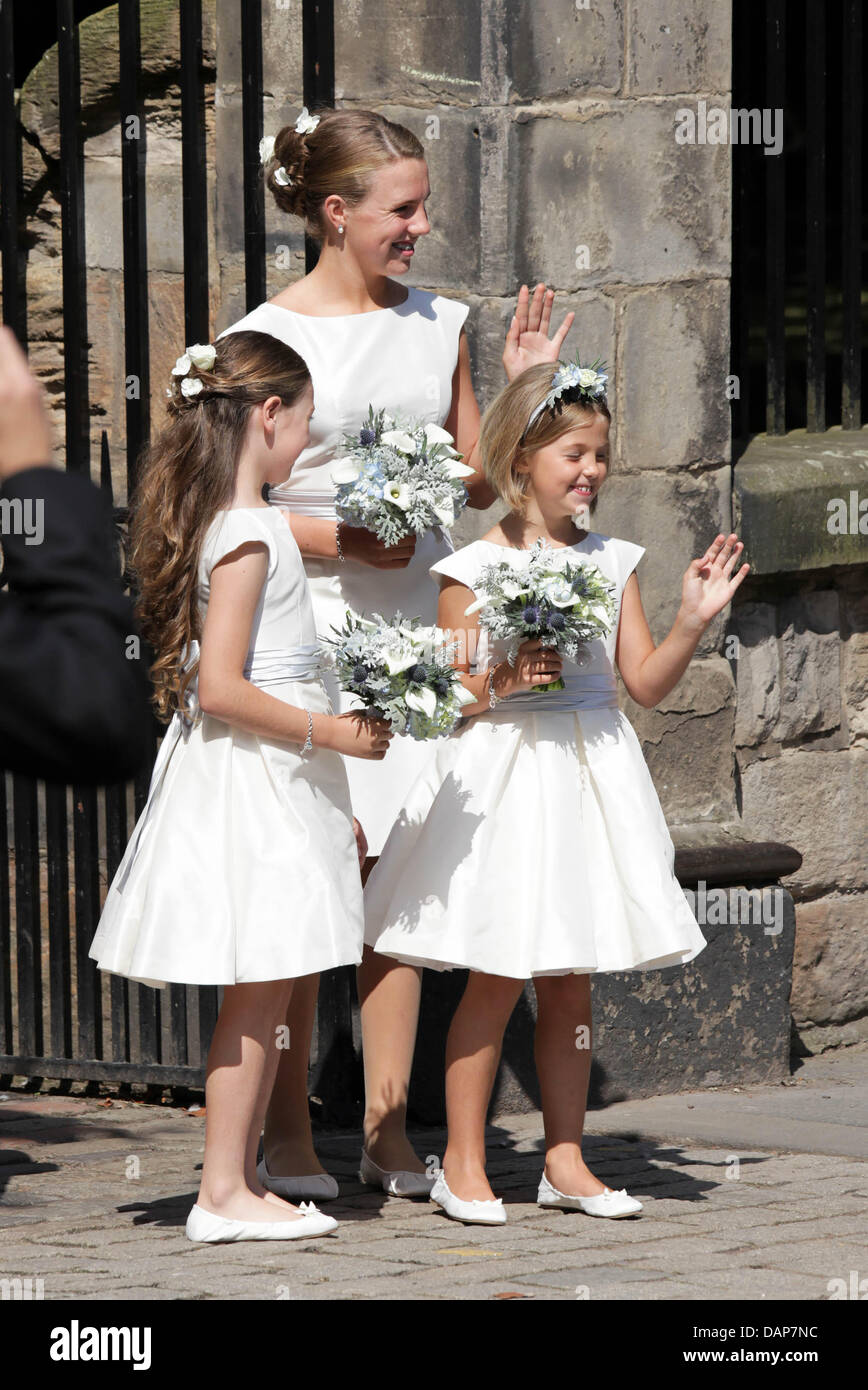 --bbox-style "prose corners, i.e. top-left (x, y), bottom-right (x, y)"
top-left (322, 610), bottom-right (477, 739)
top-left (330, 405), bottom-right (475, 546)
top-left (464, 539), bottom-right (616, 693)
